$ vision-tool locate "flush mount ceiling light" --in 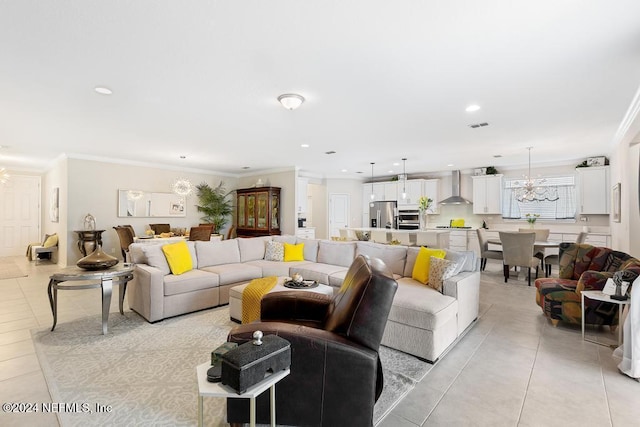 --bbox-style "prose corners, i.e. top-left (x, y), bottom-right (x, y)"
top-left (172, 178), bottom-right (193, 197)
top-left (94, 86), bottom-right (113, 95)
top-left (0, 167), bottom-right (9, 185)
top-left (513, 147), bottom-right (559, 203)
top-left (465, 104), bottom-right (481, 112)
top-left (278, 93), bottom-right (305, 110)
